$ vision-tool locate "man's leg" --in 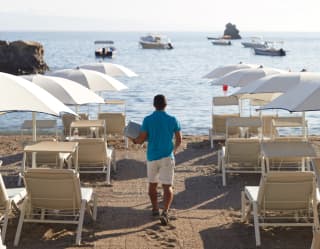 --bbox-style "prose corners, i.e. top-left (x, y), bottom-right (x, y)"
top-left (149, 182), bottom-right (159, 211)
top-left (162, 184), bottom-right (173, 212)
